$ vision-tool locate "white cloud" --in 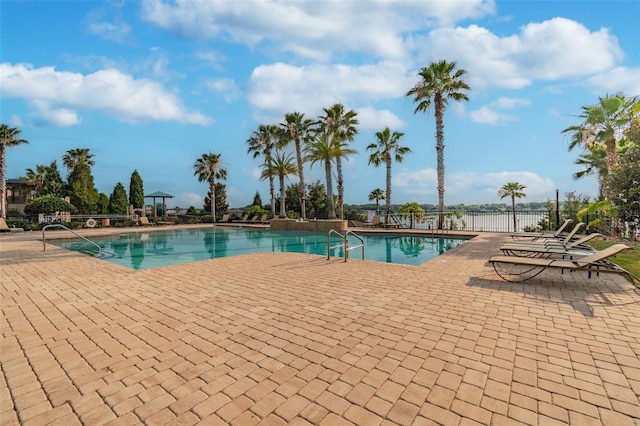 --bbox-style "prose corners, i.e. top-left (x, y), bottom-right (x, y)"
top-left (357, 107), bottom-right (406, 131)
top-left (246, 61), bottom-right (411, 120)
top-left (205, 78), bottom-right (240, 103)
top-left (585, 66), bottom-right (640, 96)
top-left (416, 18), bottom-right (623, 90)
top-left (0, 62), bottom-right (212, 126)
top-left (469, 97), bottom-right (530, 125)
top-left (84, 6), bottom-right (133, 45)
top-left (141, 0), bottom-right (496, 60)
top-left (173, 192), bottom-right (204, 208)
top-left (394, 169), bottom-right (555, 203)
